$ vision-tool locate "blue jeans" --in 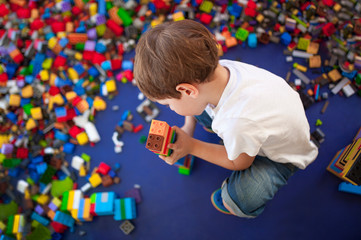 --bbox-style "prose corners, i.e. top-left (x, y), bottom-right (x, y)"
top-left (195, 111), bottom-right (298, 218)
